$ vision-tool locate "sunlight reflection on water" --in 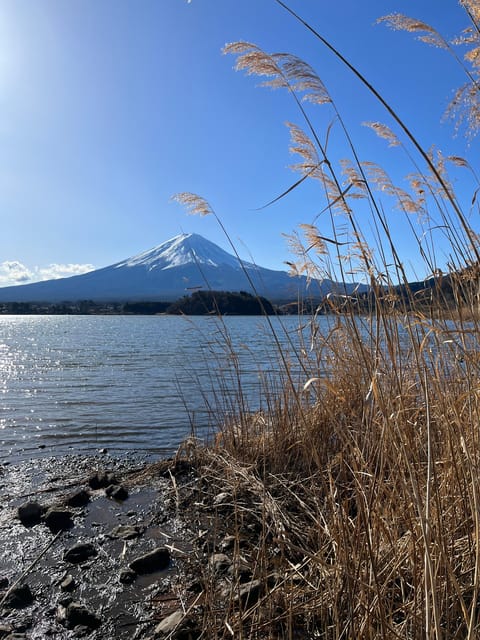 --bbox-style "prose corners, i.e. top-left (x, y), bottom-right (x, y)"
top-left (0, 314), bottom-right (326, 462)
